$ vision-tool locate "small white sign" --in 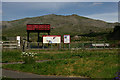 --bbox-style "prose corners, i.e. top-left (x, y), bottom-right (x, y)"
top-left (17, 36), bottom-right (20, 41)
top-left (64, 35), bottom-right (70, 44)
top-left (16, 36), bottom-right (20, 46)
